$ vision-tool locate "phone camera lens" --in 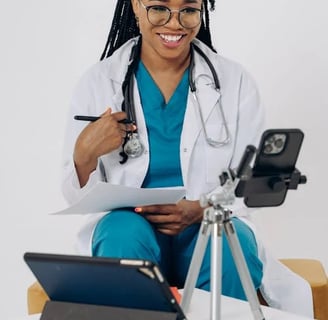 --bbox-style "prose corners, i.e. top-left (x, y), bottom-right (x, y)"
top-left (274, 138), bottom-right (284, 149)
top-left (264, 143), bottom-right (273, 154)
top-left (267, 136), bottom-right (275, 143)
